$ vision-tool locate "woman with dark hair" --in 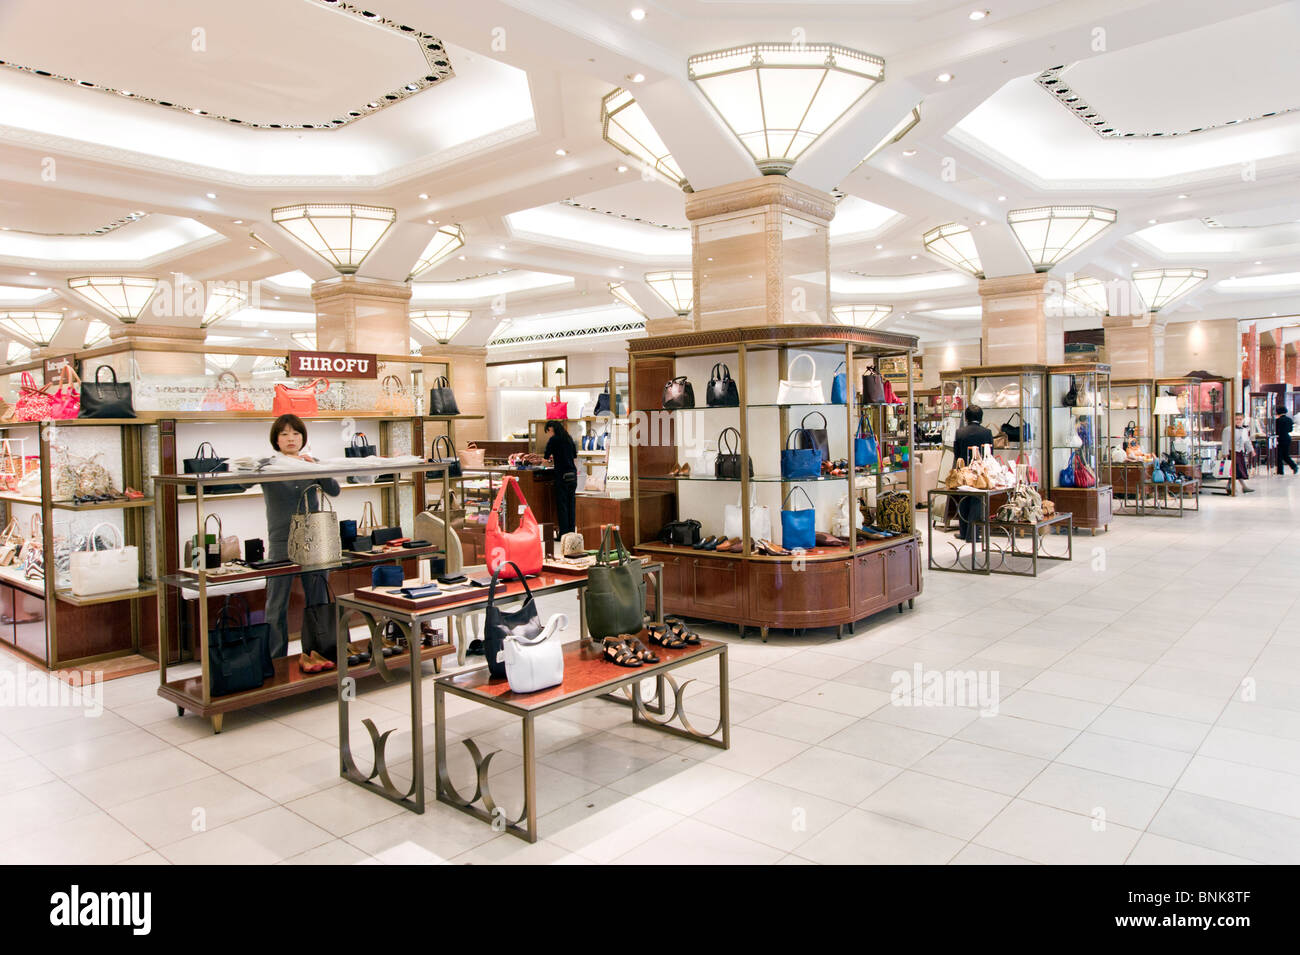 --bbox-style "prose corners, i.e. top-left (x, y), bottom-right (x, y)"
top-left (543, 418), bottom-right (578, 535)
top-left (263, 413), bottom-right (341, 672)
